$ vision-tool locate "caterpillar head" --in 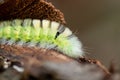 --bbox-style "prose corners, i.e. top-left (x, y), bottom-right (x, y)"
top-left (0, 19), bottom-right (84, 58)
